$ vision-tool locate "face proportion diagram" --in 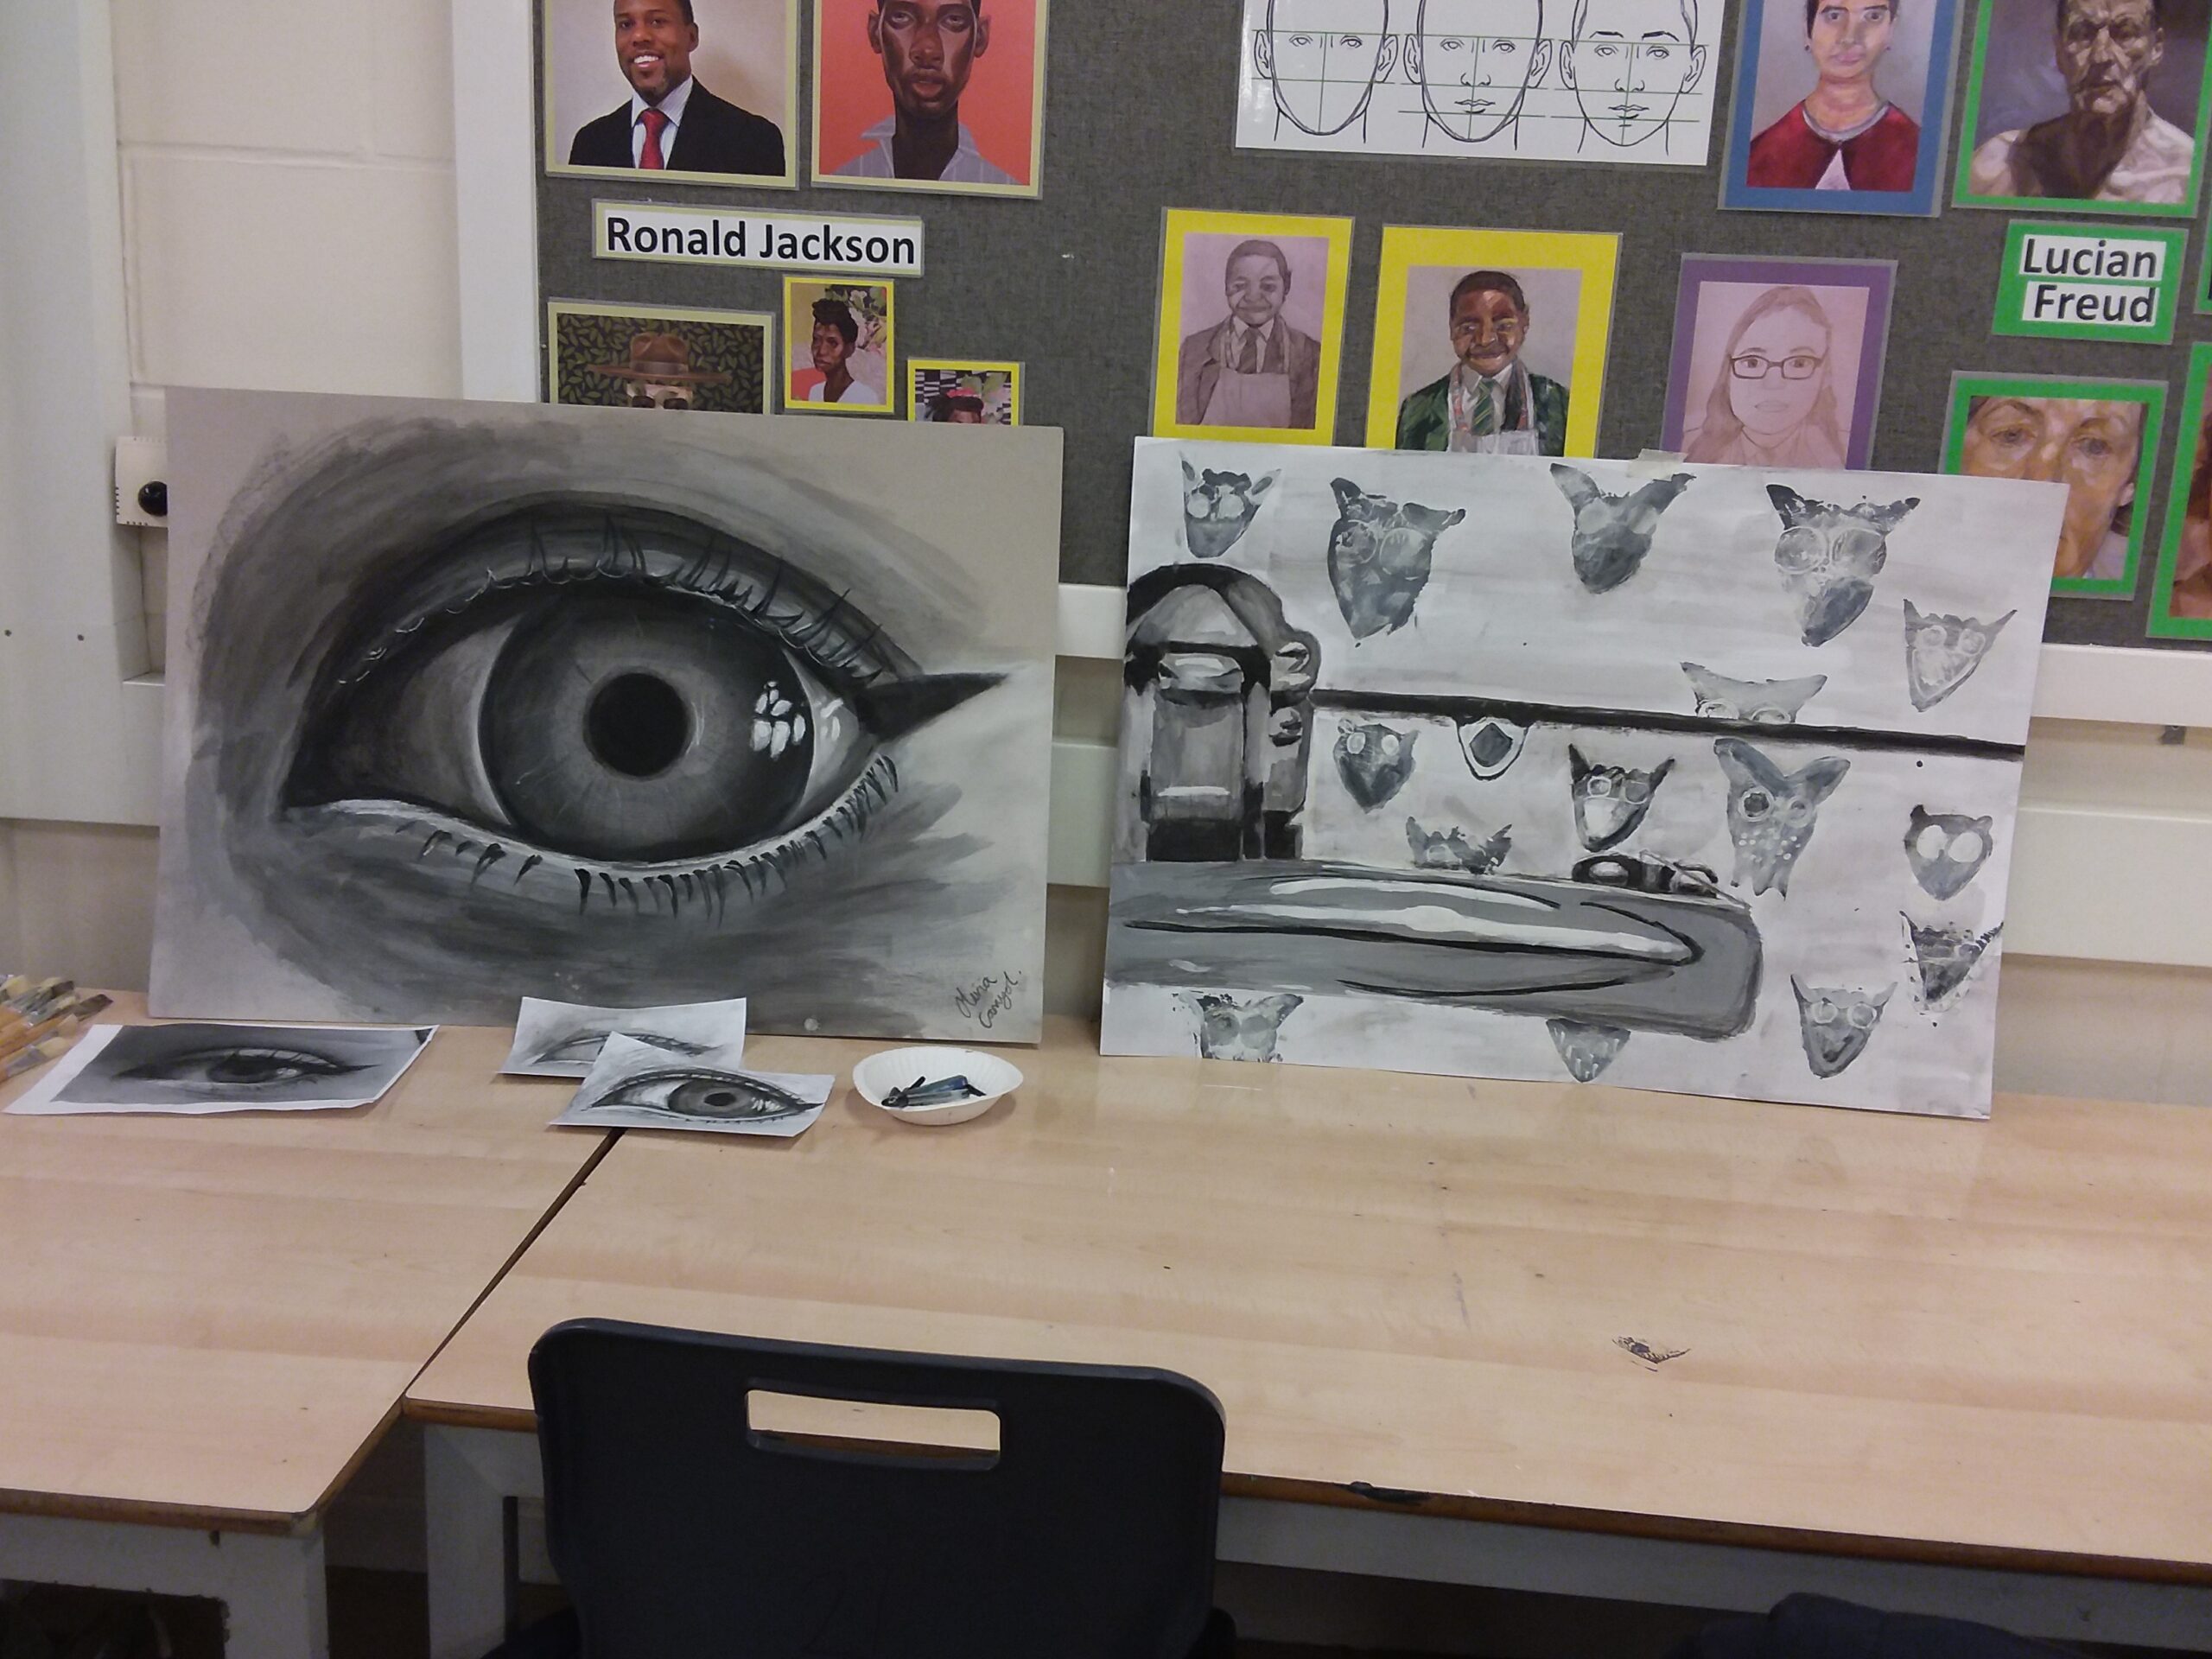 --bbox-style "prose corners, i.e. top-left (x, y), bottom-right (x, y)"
top-left (1410, 0), bottom-right (1554, 143)
top-left (1560, 0), bottom-right (1708, 149)
top-left (1255, 0), bottom-right (1401, 135)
